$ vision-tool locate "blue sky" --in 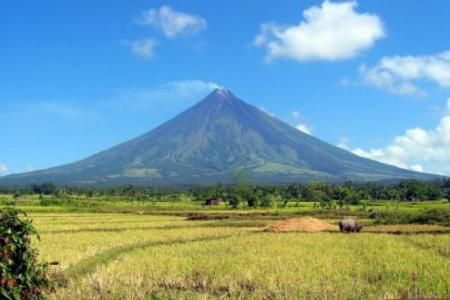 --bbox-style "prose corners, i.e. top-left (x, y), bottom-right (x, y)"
top-left (1, 0), bottom-right (450, 176)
